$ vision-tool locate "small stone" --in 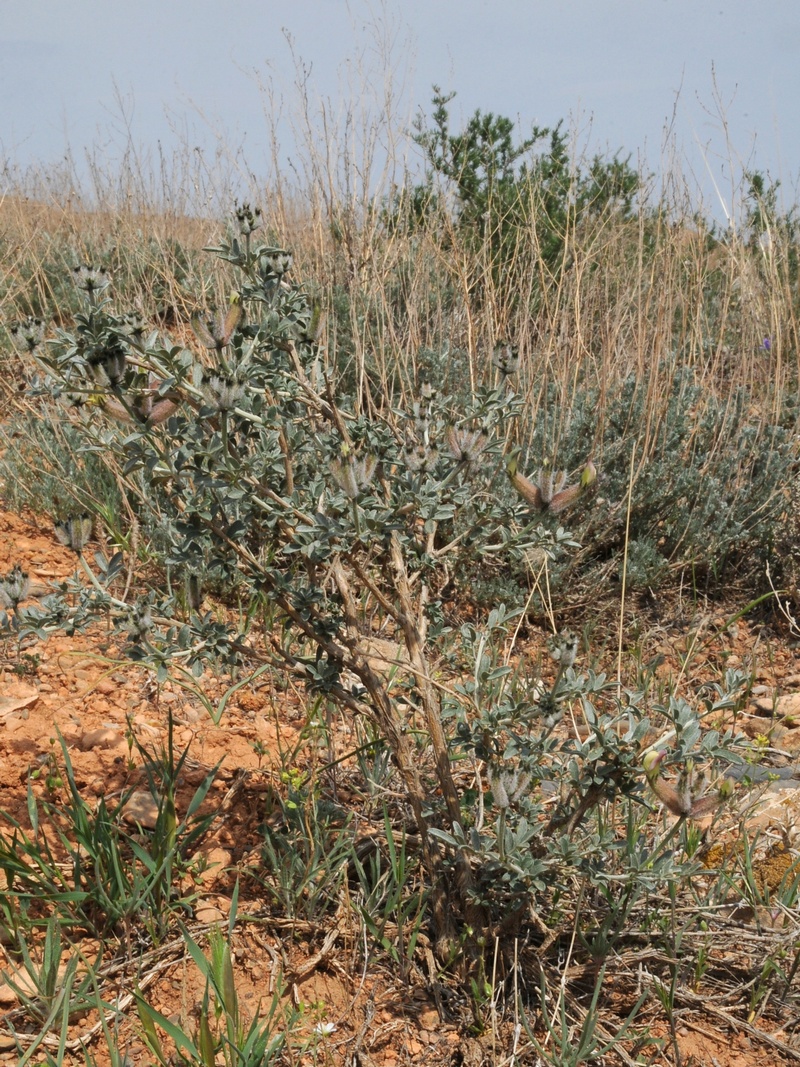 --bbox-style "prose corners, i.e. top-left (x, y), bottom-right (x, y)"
top-left (195, 901), bottom-right (225, 924)
top-left (122, 790), bottom-right (159, 829)
top-left (95, 679), bottom-right (117, 696)
top-left (743, 717), bottom-right (774, 739)
top-left (0, 687), bottom-right (38, 716)
top-left (132, 716), bottom-right (162, 736)
top-left (193, 847), bottom-right (232, 886)
top-left (1, 964), bottom-right (49, 1002)
top-left (778, 728), bottom-right (800, 754)
top-left (777, 693), bottom-right (800, 717)
top-left (0, 982), bottom-right (17, 1006)
top-left (752, 693), bottom-right (800, 718)
top-left (80, 727), bottom-right (125, 751)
